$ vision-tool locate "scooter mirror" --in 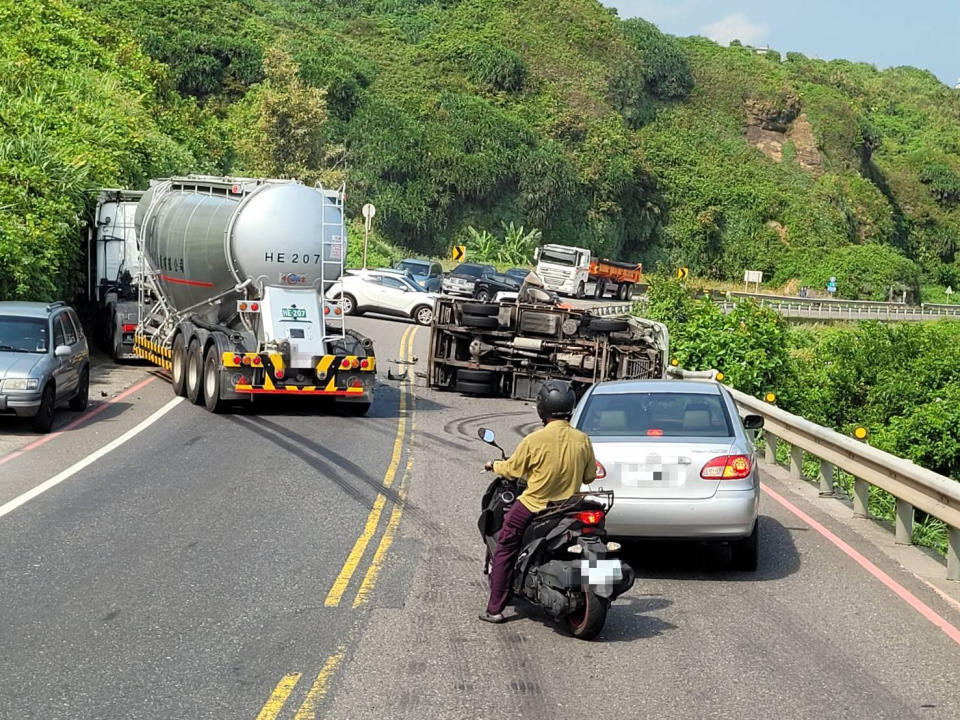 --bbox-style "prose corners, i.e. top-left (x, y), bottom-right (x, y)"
top-left (478, 427), bottom-right (496, 444)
